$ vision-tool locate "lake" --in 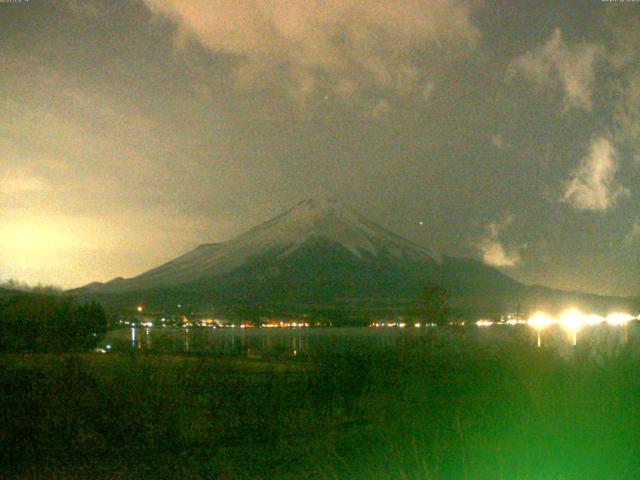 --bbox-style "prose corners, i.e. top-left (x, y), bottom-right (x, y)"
top-left (102, 322), bottom-right (640, 358)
